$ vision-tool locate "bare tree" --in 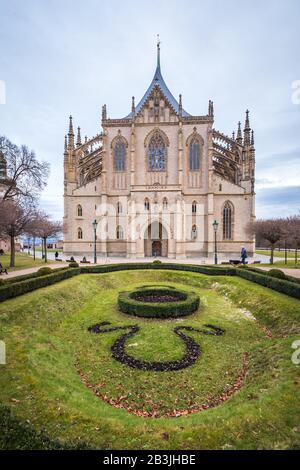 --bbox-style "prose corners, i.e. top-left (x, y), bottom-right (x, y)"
top-left (35, 215), bottom-right (62, 263)
top-left (0, 136), bottom-right (50, 203)
top-left (0, 199), bottom-right (36, 267)
top-left (23, 211), bottom-right (46, 261)
top-left (286, 215), bottom-right (300, 264)
top-left (248, 219), bottom-right (285, 264)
